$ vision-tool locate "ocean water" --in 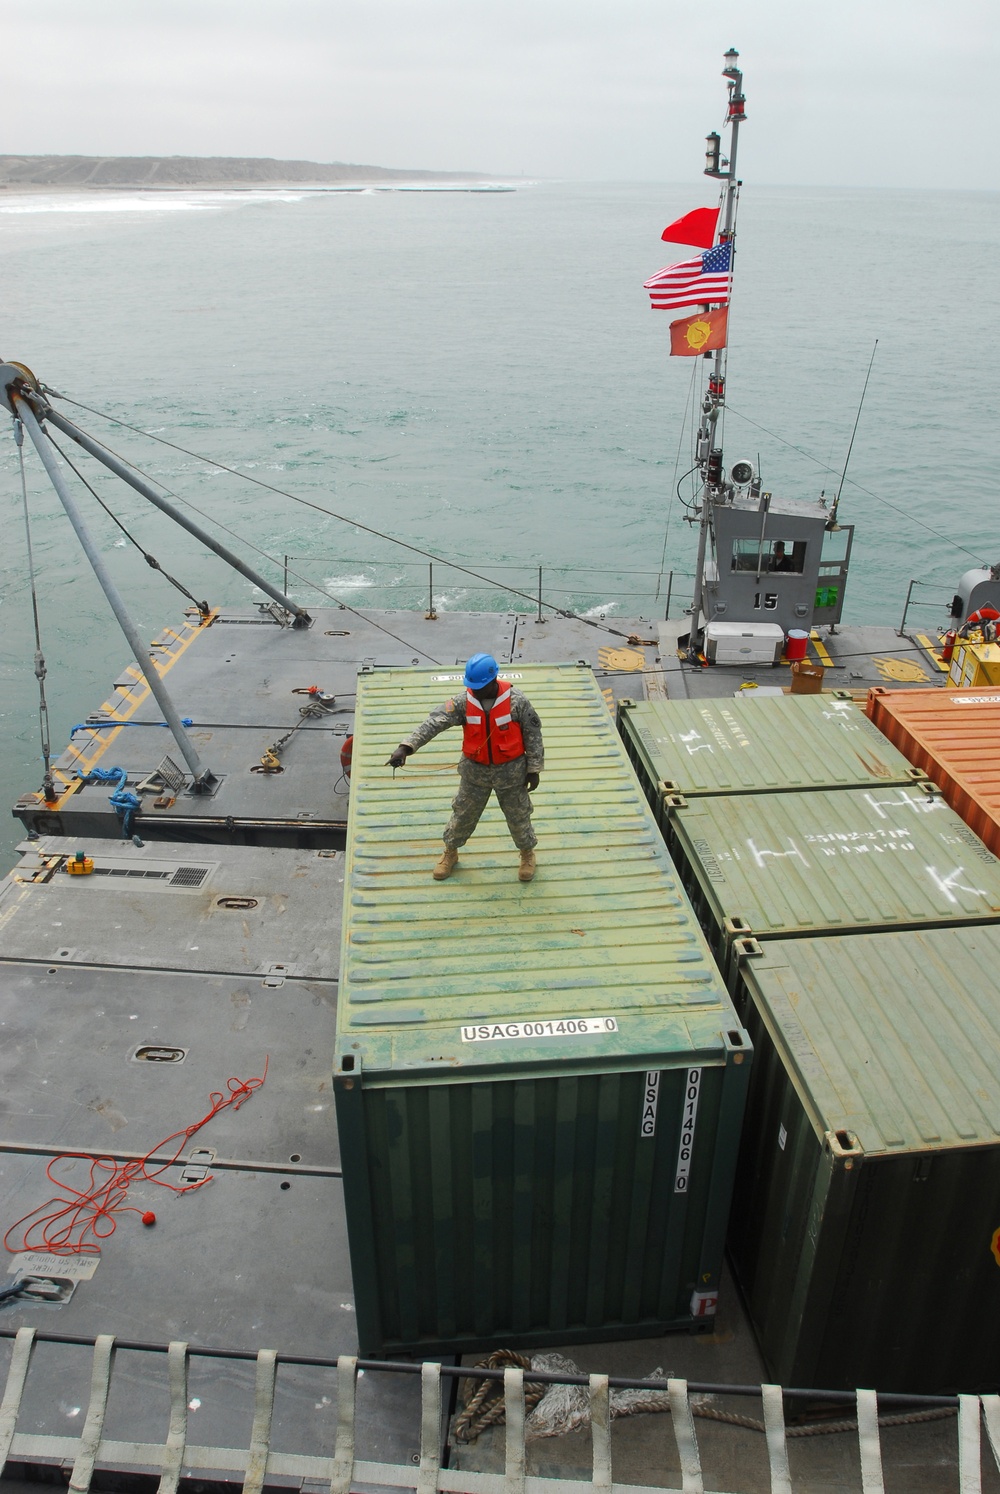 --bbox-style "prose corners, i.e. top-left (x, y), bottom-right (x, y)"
top-left (0, 180), bottom-right (997, 856)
